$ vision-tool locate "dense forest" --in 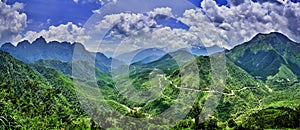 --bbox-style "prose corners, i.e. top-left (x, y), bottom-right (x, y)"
top-left (1, 32), bottom-right (300, 129)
